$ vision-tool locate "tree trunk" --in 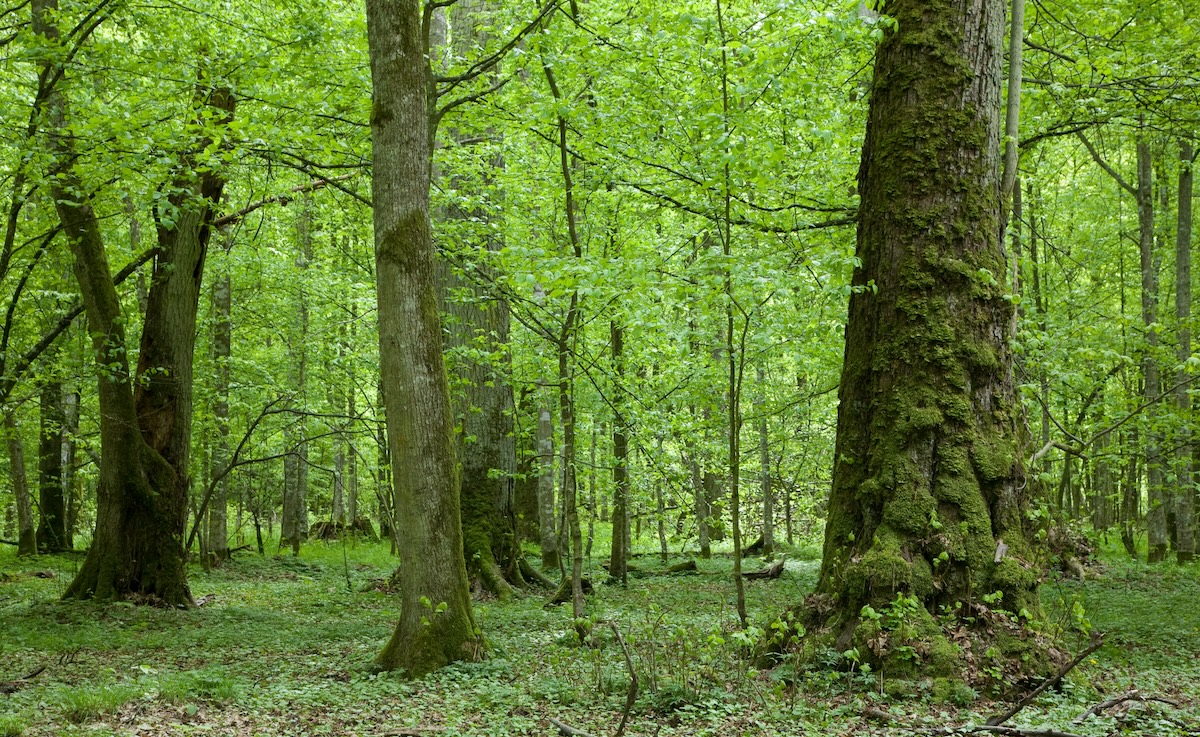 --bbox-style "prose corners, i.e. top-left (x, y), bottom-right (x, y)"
top-left (61, 388), bottom-right (78, 549)
top-left (207, 233), bottom-right (232, 561)
top-left (1136, 137), bottom-right (1168, 563)
top-left (281, 200), bottom-right (312, 555)
top-left (37, 376), bottom-right (68, 552)
top-left (811, 0), bottom-right (1044, 678)
top-left (536, 403), bottom-right (560, 570)
top-left (609, 321), bottom-right (629, 584)
top-left (1175, 141), bottom-right (1194, 564)
top-left (758, 368), bottom-right (774, 558)
top-left (4, 412), bottom-right (35, 556)
top-left (367, 0), bottom-right (477, 676)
